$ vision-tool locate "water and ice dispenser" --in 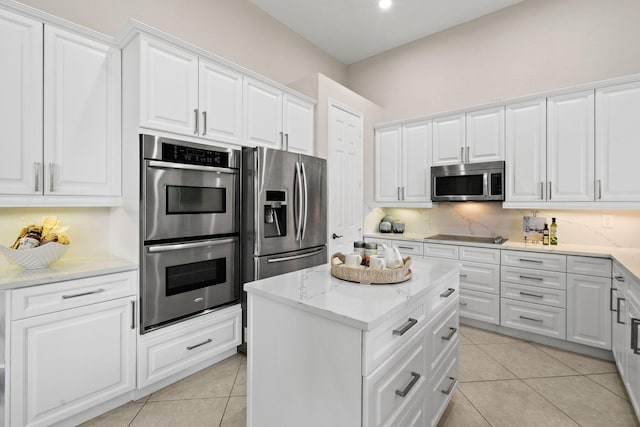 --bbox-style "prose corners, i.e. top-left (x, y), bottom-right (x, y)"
top-left (264, 190), bottom-right (287, 238)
